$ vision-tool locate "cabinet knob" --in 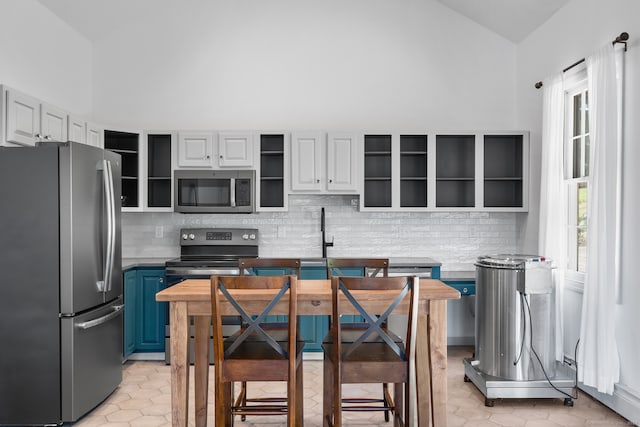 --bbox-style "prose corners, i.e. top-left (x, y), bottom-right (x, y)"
top-left (206, 155), bottom-right (210, 159)
top-left (316, 179), bottom-right (320, 183)
top-left (159, 278), bottom-right (164, 283)
top-left (220, 155), bottom-right (223, 159)
top-left (329, 179), bottom-right (333, 183)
